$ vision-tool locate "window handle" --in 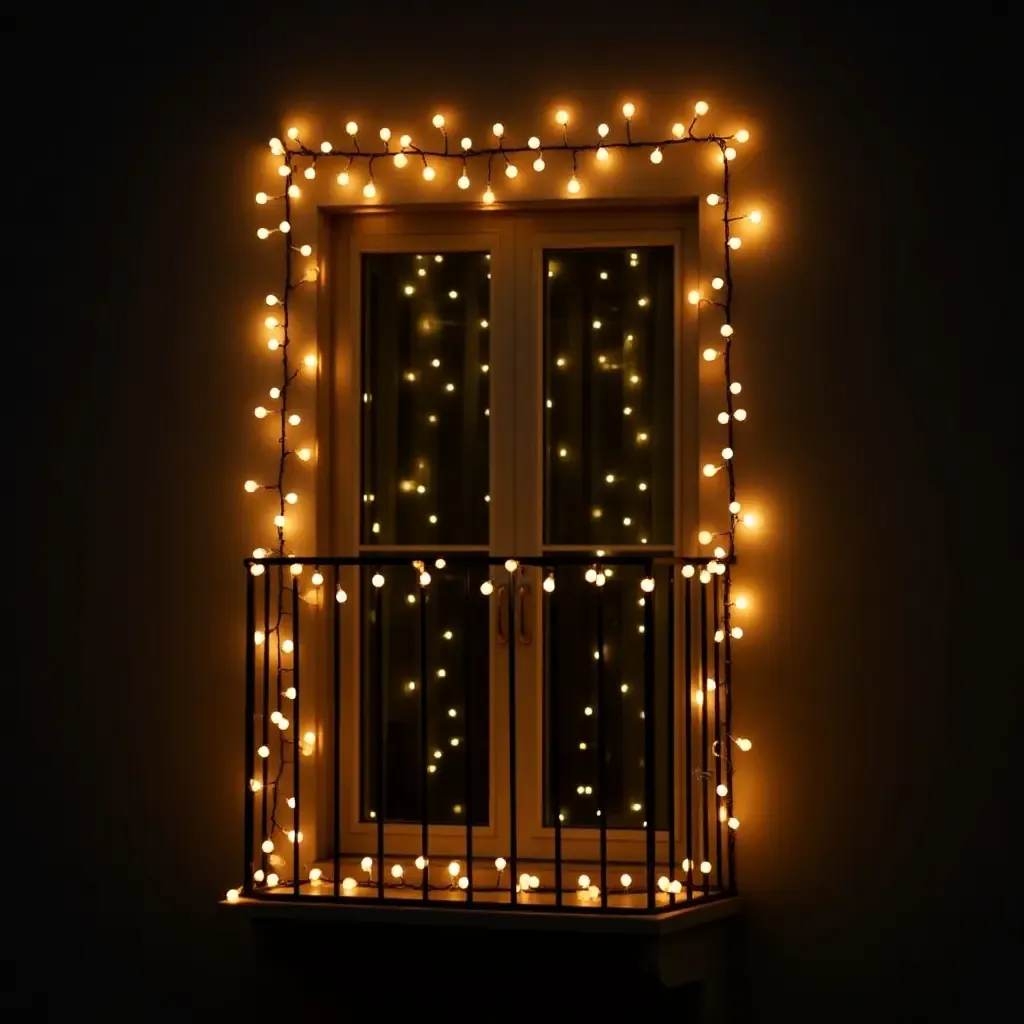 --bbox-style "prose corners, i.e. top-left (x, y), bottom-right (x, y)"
top-left (517, 583), bottom-right (532, 646)
top-left (496, 585), bottom-right (509, 647)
